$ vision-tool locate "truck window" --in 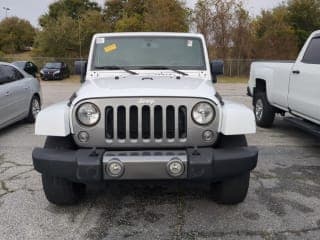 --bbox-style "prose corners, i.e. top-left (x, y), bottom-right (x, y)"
top-left (302, 37), bottom-right (320, 64)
